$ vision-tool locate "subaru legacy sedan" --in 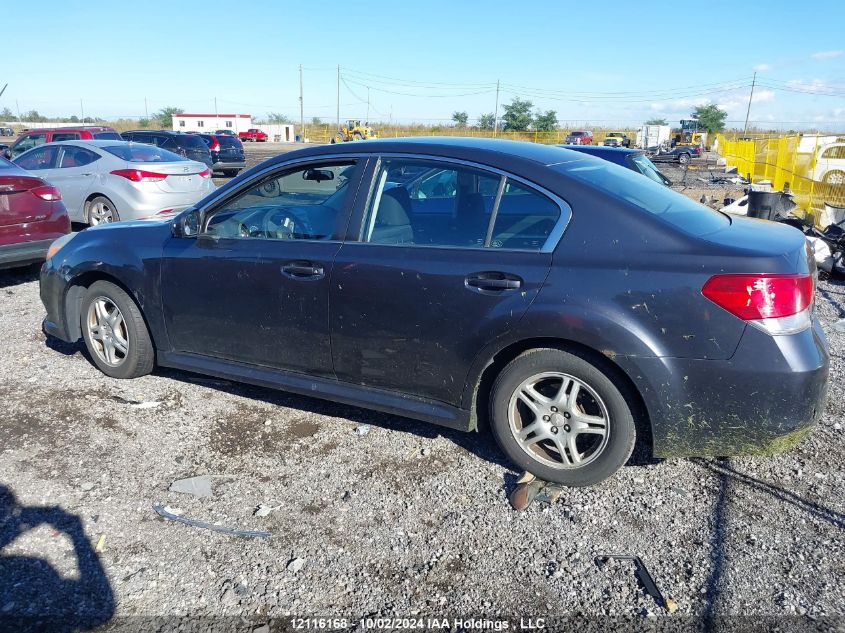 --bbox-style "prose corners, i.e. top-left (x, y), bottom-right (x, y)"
top-left (39, 138), bottom-right (829, 486)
